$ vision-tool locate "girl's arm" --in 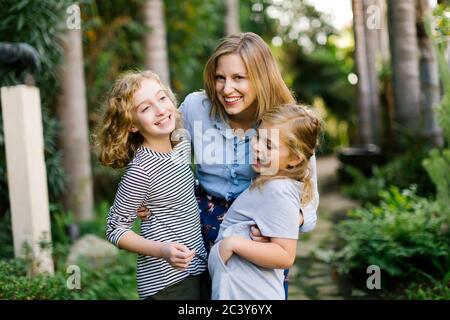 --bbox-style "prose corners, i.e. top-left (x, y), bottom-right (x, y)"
top-left (219, 236), bottom-right (297, 269)
top-left (118, 232), bottom-right (195, 270)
